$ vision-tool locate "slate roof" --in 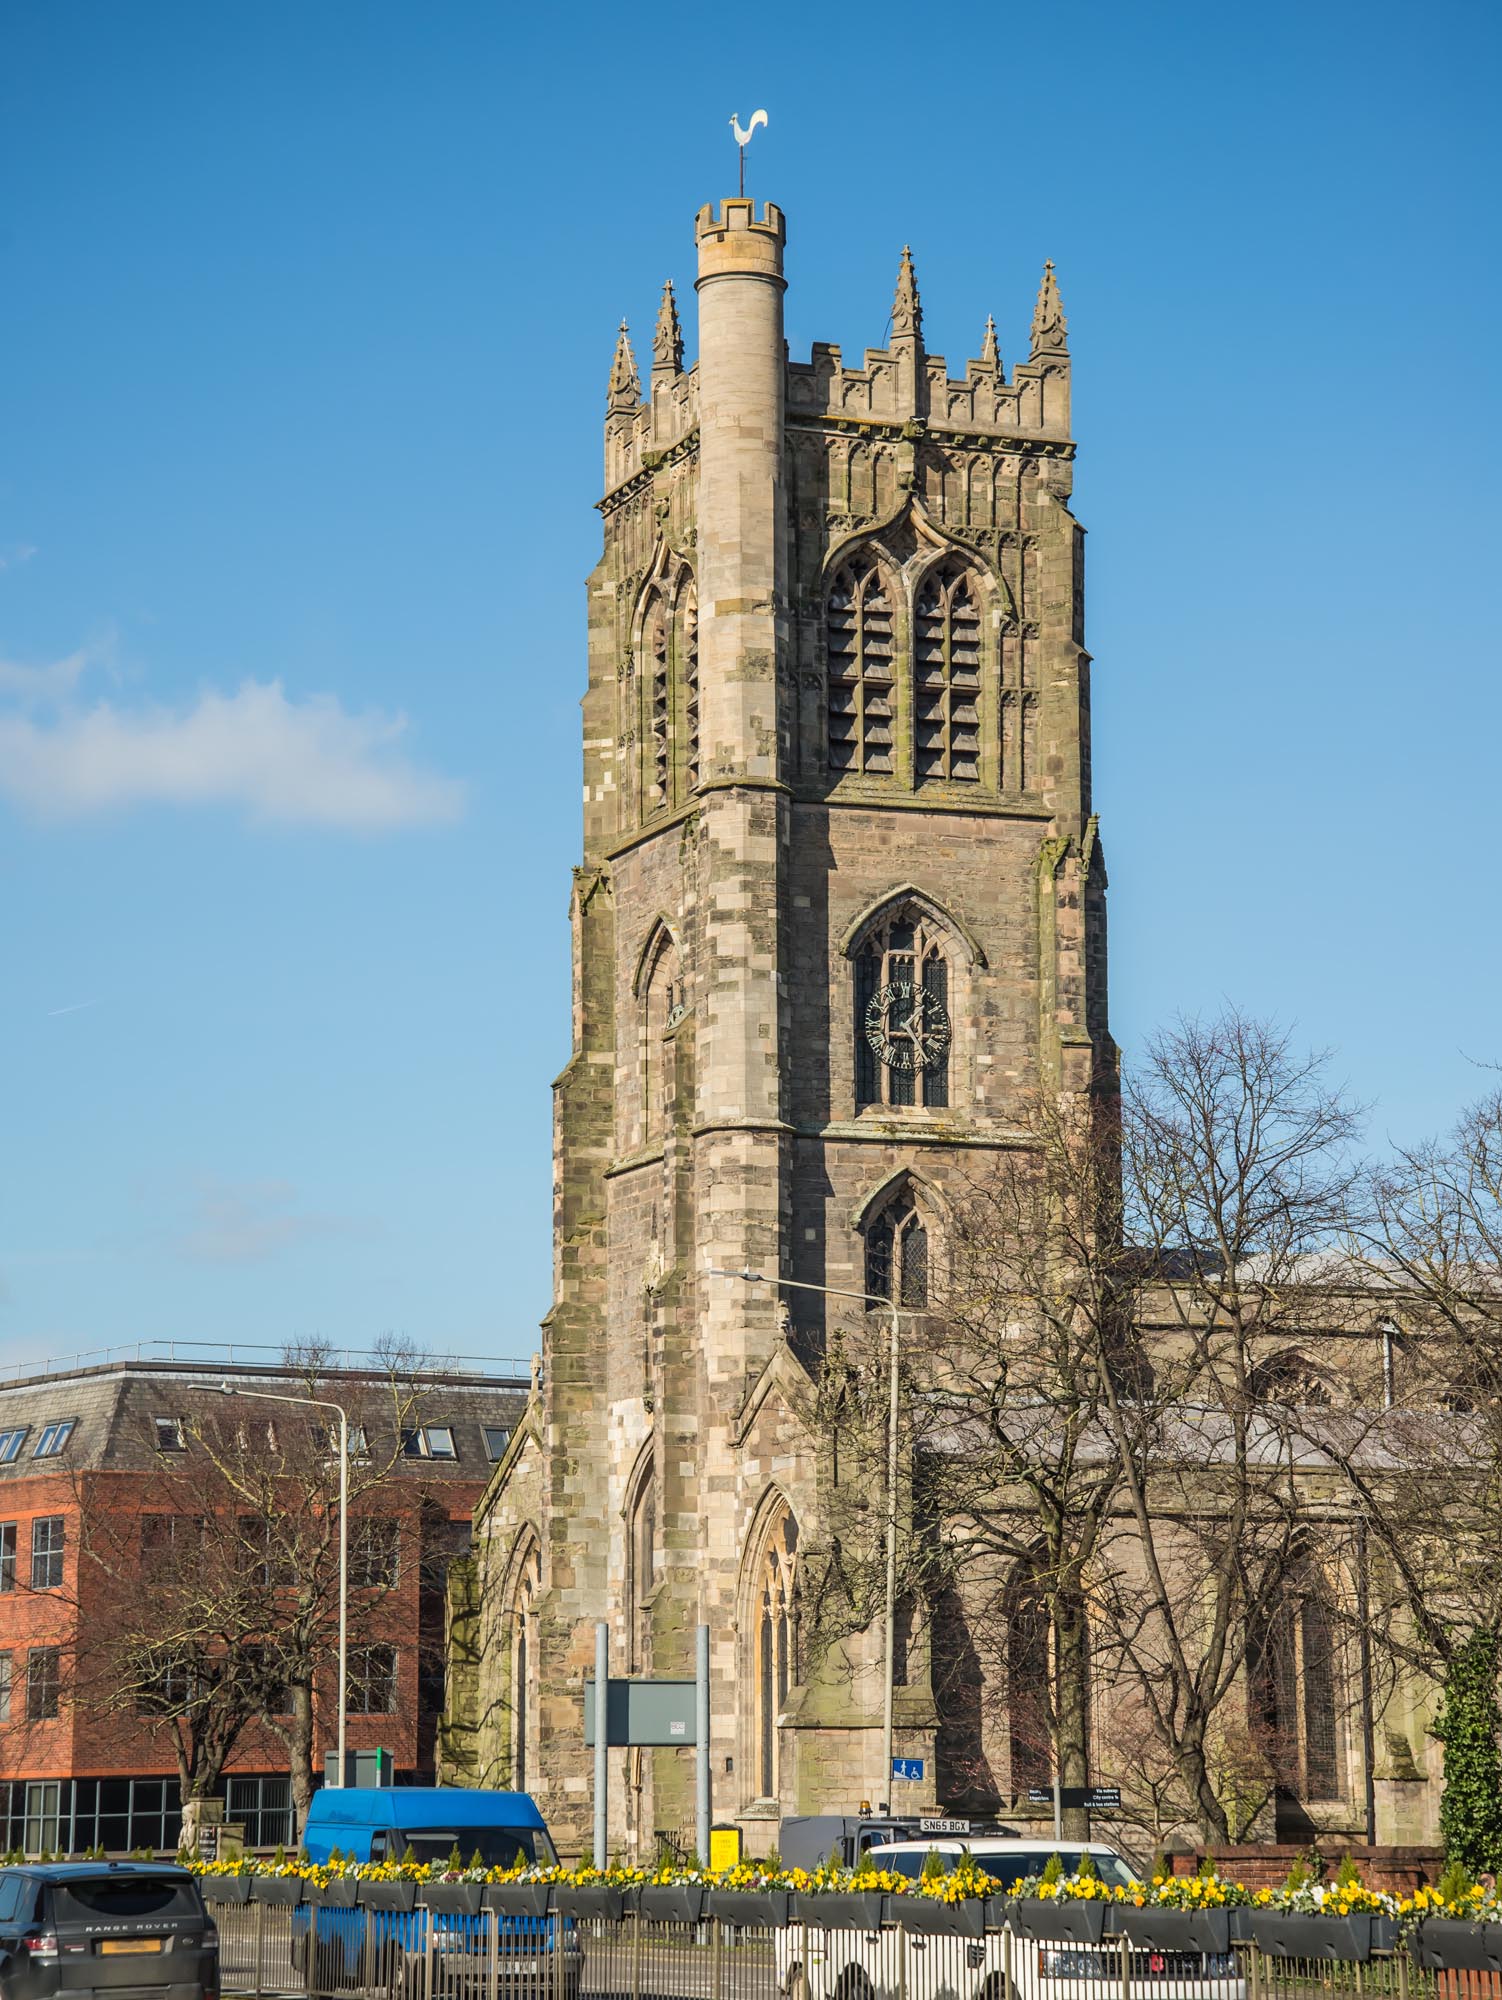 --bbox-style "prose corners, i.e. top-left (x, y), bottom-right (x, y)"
top-left (0, 1357), bottom-right (529, 1484)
